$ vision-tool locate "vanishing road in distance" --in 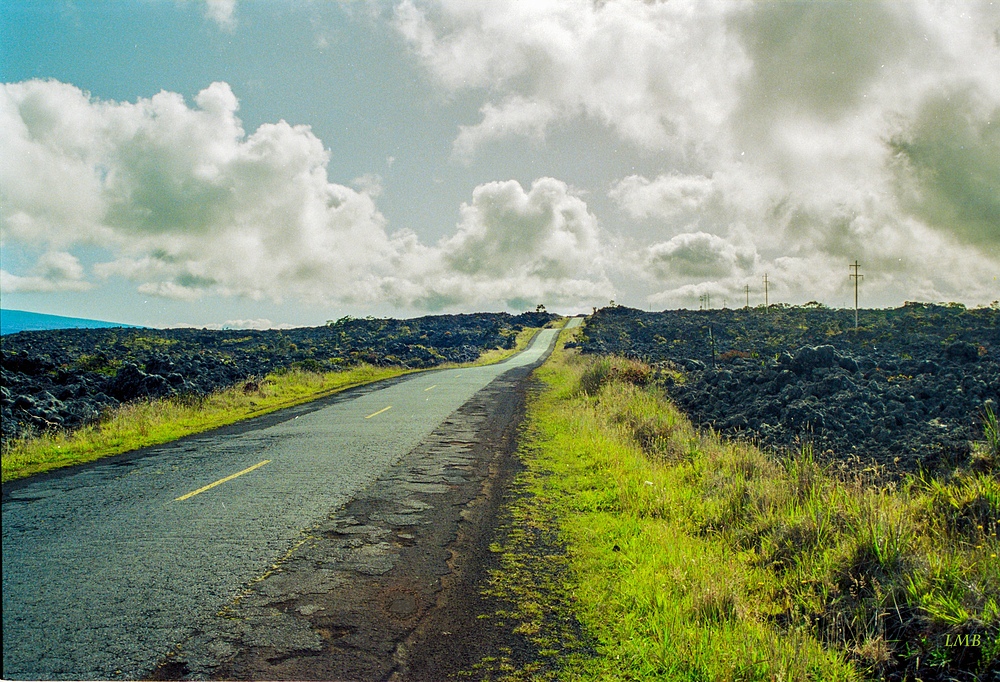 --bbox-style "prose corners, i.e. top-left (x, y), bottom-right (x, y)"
top-left (2, 322), bottom-right (573, 680)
